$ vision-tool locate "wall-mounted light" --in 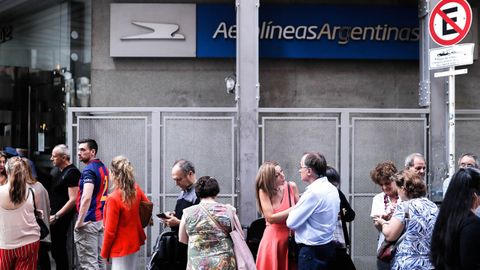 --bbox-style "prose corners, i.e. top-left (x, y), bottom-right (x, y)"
top-left (225, 74), bottom-right (236, 94)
